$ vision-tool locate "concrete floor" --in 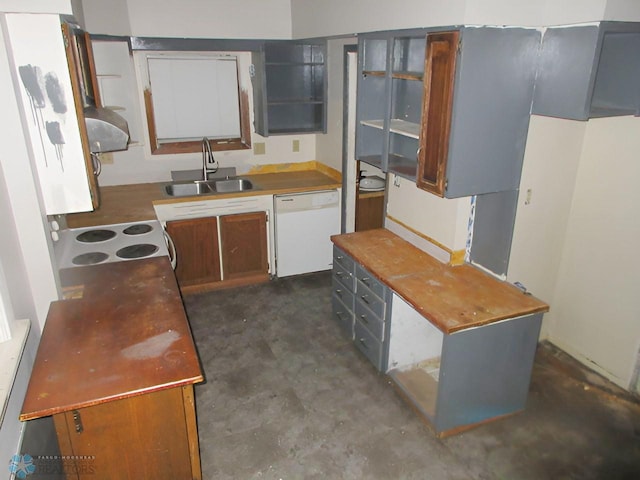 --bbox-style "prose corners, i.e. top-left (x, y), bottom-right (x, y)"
top-left (184, 271), bottom-right (640, 480)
